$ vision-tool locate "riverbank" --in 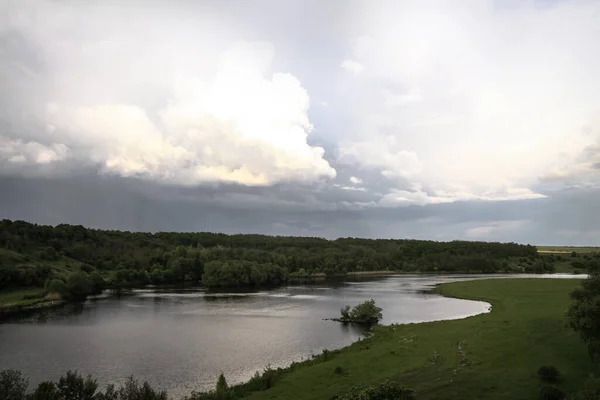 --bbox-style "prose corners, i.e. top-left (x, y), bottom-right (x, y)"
top-left (0, 289), bottom-right (65, 318)
top-left (239, 278), bottom-right (597, 400)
